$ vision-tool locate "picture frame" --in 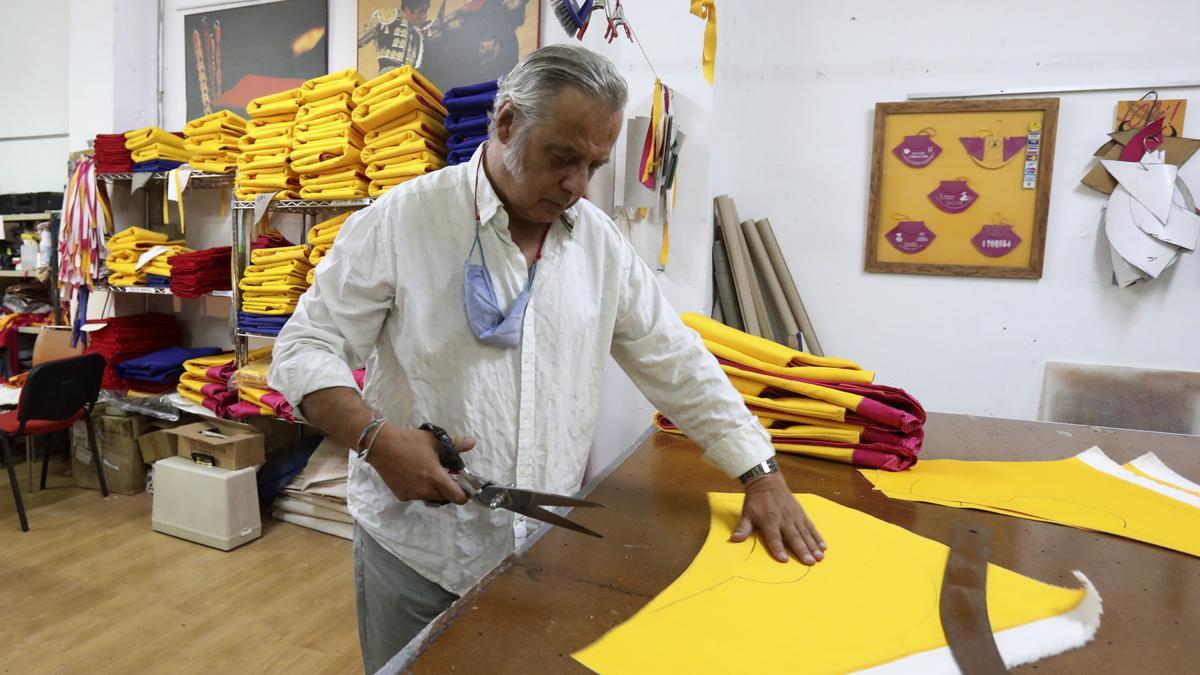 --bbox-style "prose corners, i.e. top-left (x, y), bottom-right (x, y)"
top-left (865, 98), bottom-right (1059, 279)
